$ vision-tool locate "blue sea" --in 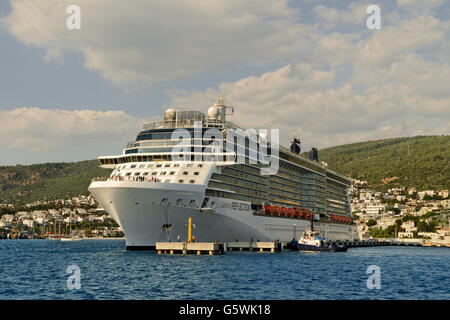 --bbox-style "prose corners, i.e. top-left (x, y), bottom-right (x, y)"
top-left (0, 240), bottom-right (448, 300)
